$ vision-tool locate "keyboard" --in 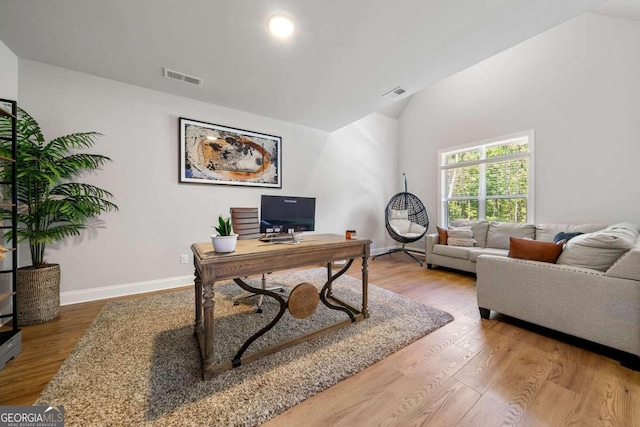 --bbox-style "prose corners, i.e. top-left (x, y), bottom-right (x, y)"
top-left (259, 233), bottom-right (301, 243)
